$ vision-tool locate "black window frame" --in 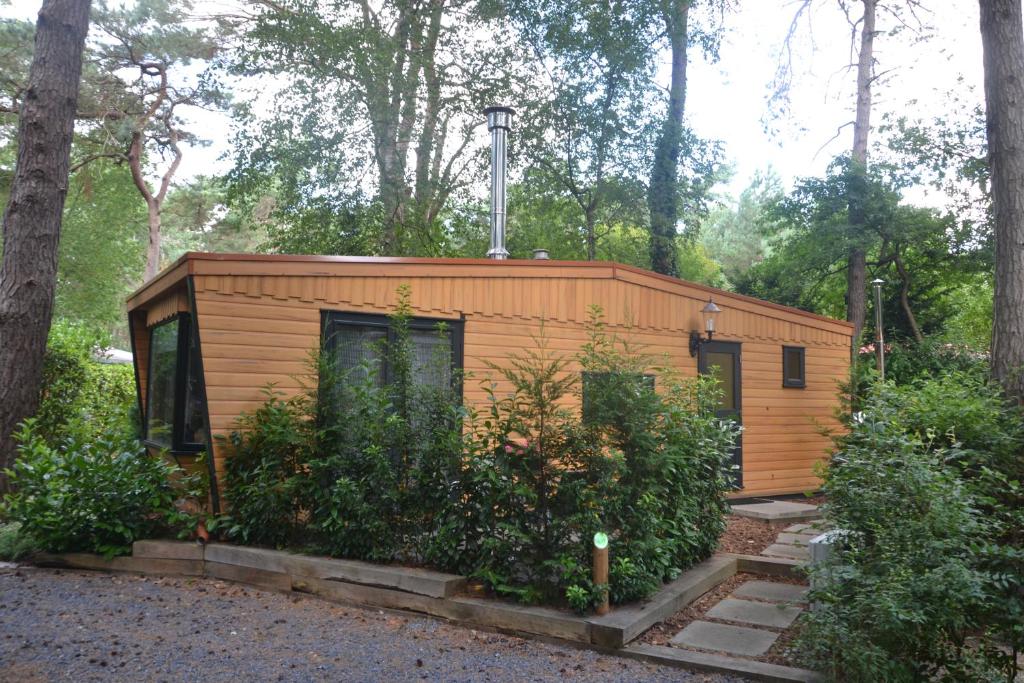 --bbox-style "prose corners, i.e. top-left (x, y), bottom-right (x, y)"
top-left (320, 310), bottom-right (465, 394)
top-left (782, 345), bottom-right (807, 388)
top-left (144, 312), bottom-right (206, 454)
top-left (581, 371), bottom-right (656, 425)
